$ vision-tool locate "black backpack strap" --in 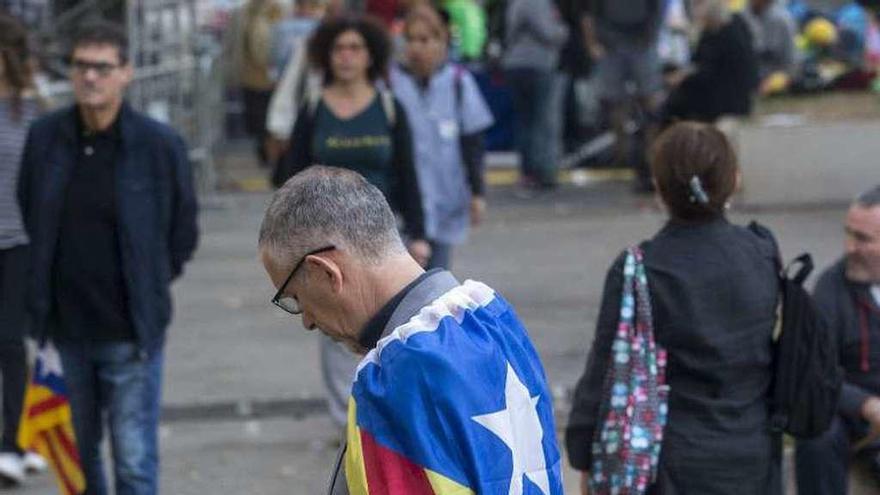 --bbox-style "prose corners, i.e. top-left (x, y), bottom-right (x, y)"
top-left (786, 254), bottom-right (814, 286)
top-left (748, 221), bottom-right (814, 286)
